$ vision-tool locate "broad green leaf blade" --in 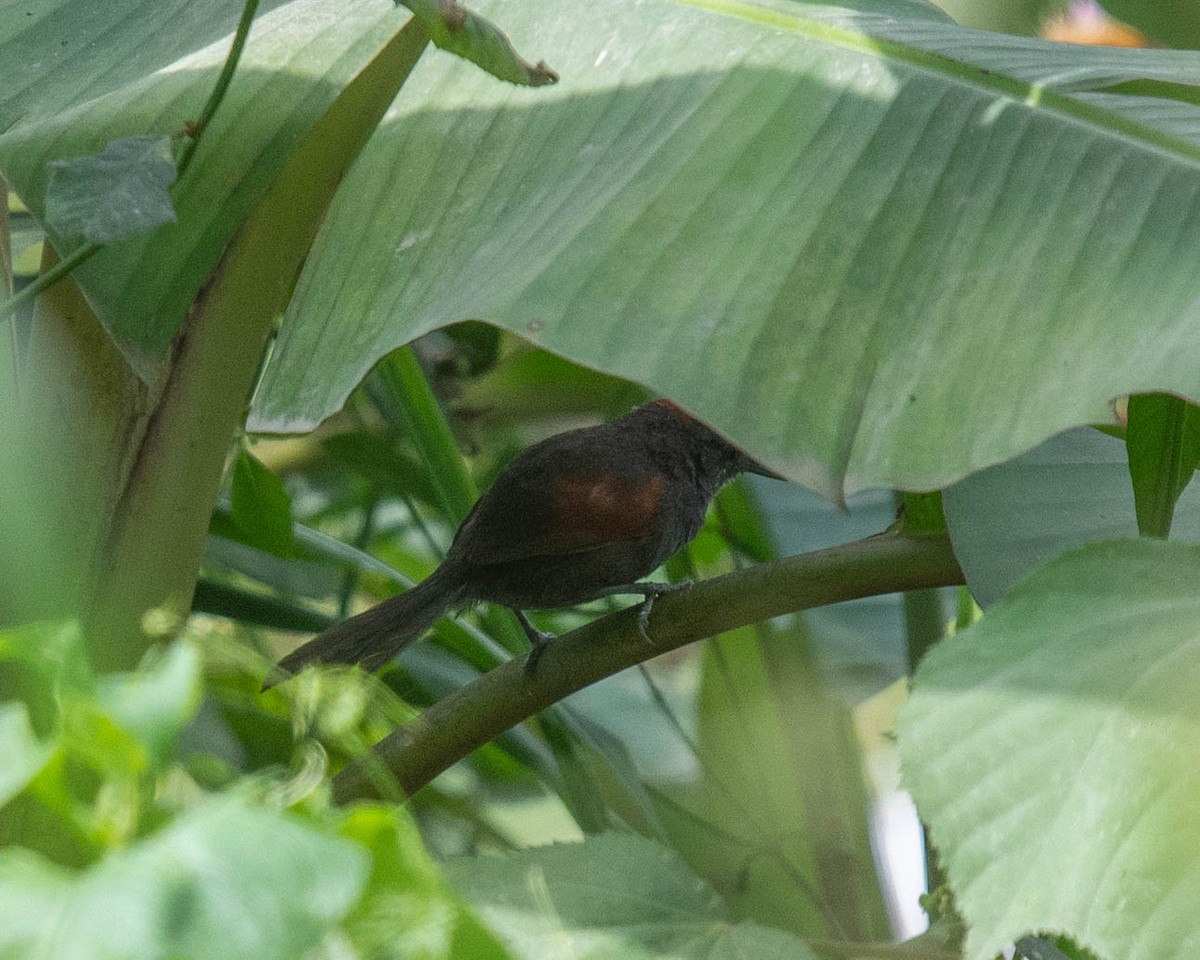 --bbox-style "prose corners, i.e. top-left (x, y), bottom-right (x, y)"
top-left (0, 0), bottom-right (291, 132)
top-left (0, 0), bottom-right (412, 372)
top-left (0, 799), bottom-right (368, 960)
top-left (944, 427), bottom-right (1200, 606)
top-left (43, 135), bottom-right (176, 244)
top-left (253, 0), bottom-right (1200, 500)
top-left (898, 539), bottom-right (1200, 960)
top-left (1126, 393), bottom-right (1200, 538)
top-left (445, 833), bottom-right (821, 960)
top-left (230, 449), bottom-right (295, 558)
